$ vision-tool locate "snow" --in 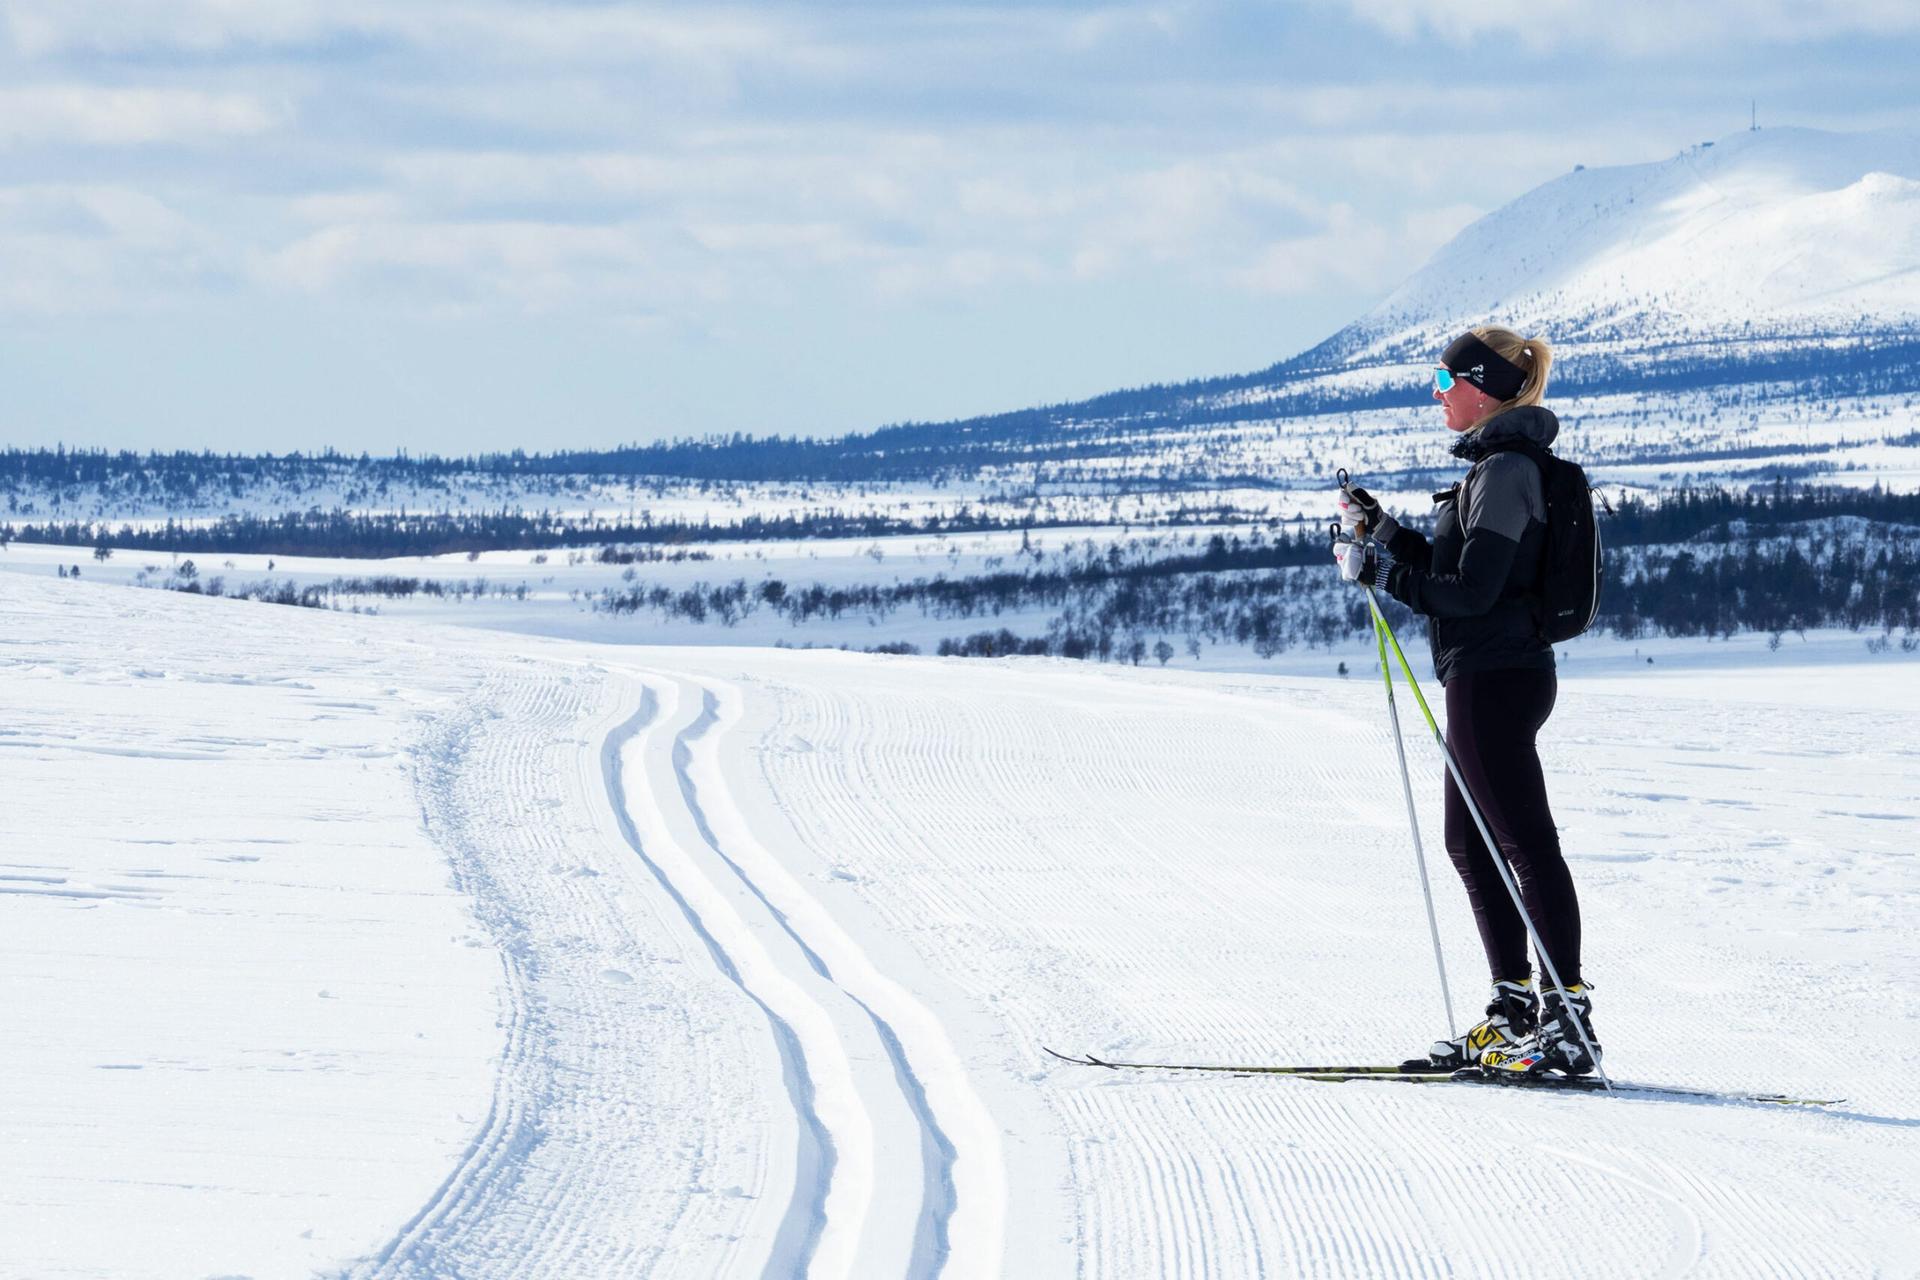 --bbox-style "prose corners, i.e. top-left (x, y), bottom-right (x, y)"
top-left (5, 570), bottom-right (1917, 1276)
top-left (1350, 125), bottom-right (1920, 354)
top-left (0, 578), bottom-right (502, 1276)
